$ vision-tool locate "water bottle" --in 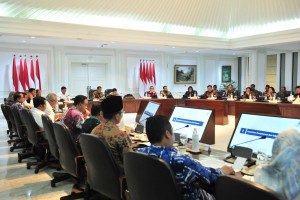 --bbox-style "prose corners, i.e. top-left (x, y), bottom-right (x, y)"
top-left (192, 128), bottom-right (199, 152)
top-left (249, 94), bottom-right (252, 100)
